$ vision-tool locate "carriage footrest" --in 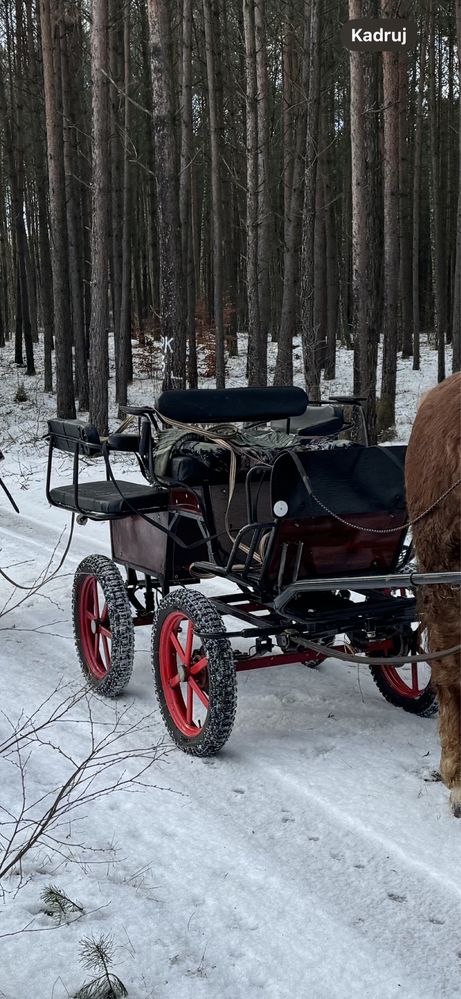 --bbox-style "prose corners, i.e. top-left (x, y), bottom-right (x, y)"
top-left (48, 480), bottom-right (168, 518)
